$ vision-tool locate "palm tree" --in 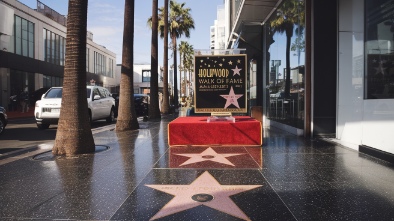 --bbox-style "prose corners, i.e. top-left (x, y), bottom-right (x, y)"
top-left (270, 0), bottom-right (304, 98)
top-left (116, 0), bottom-right (139, 131)
top-left (162, 0), bottom-right (170, 114)
top-left (184, 48), bottom-right (194, 99)
top-left (149, 0), bottom-right (195, 108)
top-left (178, 41), bottom-right (187, 97)
top-left (149, 0), bottom-right (161, 119)
top-left (52, 0), bottom-right (95, 155)
top-left (179, 41), bottom-right (193, 98)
